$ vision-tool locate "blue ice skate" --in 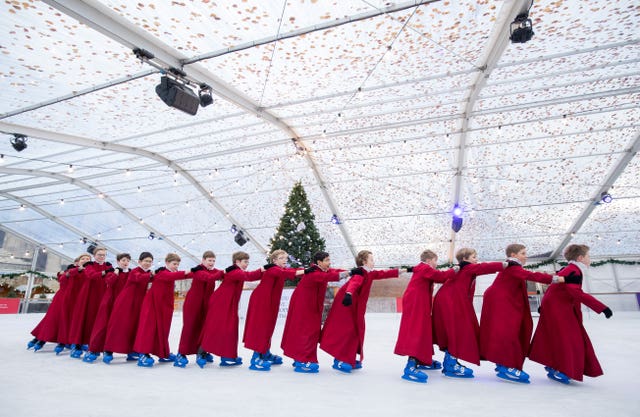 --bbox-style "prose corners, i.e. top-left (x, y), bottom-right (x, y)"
top-left (332, 358), bottom-right (353, 373)
top-left (203, 353), bottom-right (214, 363)
top-left (27, 338), bottom-right (38, 350)
top-left (80, 344), bottom-right (89, 351)
top-left (249, 352), bottom-right (271, 371)
top-left (102, 352), bottom-right (114, 364)
top-left (54, 343), bottom-right (65, 355)
top-left (220, 357), bottom-right (243, 367)
top-left (416, 359), bottom-right (442, 370)
top-left (354, 360), bottom-right (363, 370)
top-left (294, 361), bottom-right (319, 373)
top-left (442, 351), bottom-right (473, 378)
top-left (69, 345), bottom-right (84, 358)
top-left (33, 341), bottom-right (45, 352)
top-left (126, 352), bottom-right (140, 361)
top-left (173, 353), bottom-right (189, 368)
top-left (495, 365), bottom-right (530, 384)
top-left (401, 359), bottom-right (427, 383)
top-left (263, 350), bottom-right (283, 365)
top-left (137, 354), bottom-right (155, 368)
top-left (82, 351), bottom-right (99, 363)
top-left (158, 353), bottom-right (177, 363)
top-left (546, 368), bottom-right (570, 385)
